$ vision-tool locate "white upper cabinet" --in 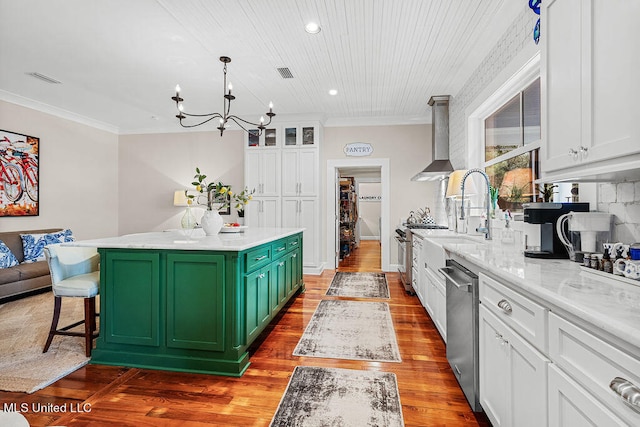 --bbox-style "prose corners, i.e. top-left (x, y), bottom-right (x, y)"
top-left (282, 124), bottom-right (319, 148)
top-left (541, 0), bottom-right (640, 181)
top-left (246, 127), bottom-right (279, 148)
top-left (245, 150), bottom-right (280, 197)
top-left (282, 149), bottom-right (318, 197)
